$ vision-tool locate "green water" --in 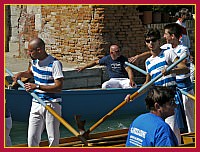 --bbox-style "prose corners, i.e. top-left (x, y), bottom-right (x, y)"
top-left (10, 114), bottom-right (140, 145)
